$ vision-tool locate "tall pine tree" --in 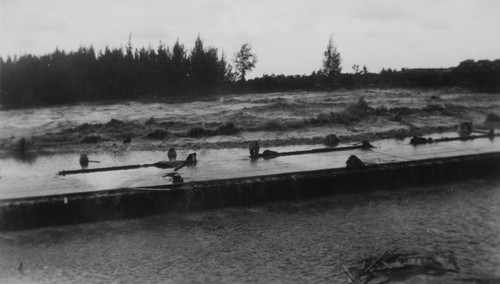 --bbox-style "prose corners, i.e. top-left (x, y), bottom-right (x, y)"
top-left (321, 36), bottom-right (342, 78)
